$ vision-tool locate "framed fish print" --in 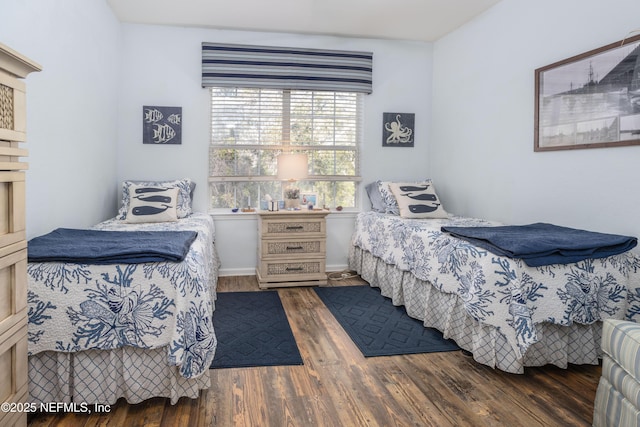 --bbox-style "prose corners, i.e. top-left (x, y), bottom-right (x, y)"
top-left (535, 34), bottom-right (640, 151)
top-left (382, 112), bottom-right (414, 147)
top-left (143, 106), bottom-right (182, 145)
